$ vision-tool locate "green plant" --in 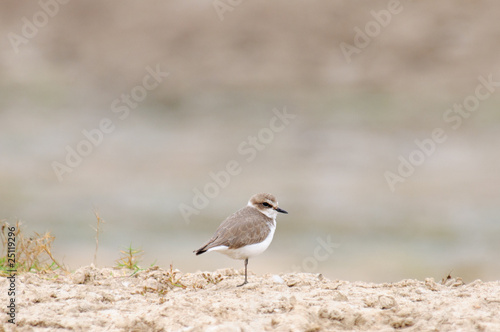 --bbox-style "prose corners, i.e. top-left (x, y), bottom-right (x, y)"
top-left (165, 264), bottom-right (186, 289)
top-left (116, 244), bottom-right (143, 272)
top-left (0, 220), bottom-right (66, 275)
top-left (91, 209), bottom-right (105, 266)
